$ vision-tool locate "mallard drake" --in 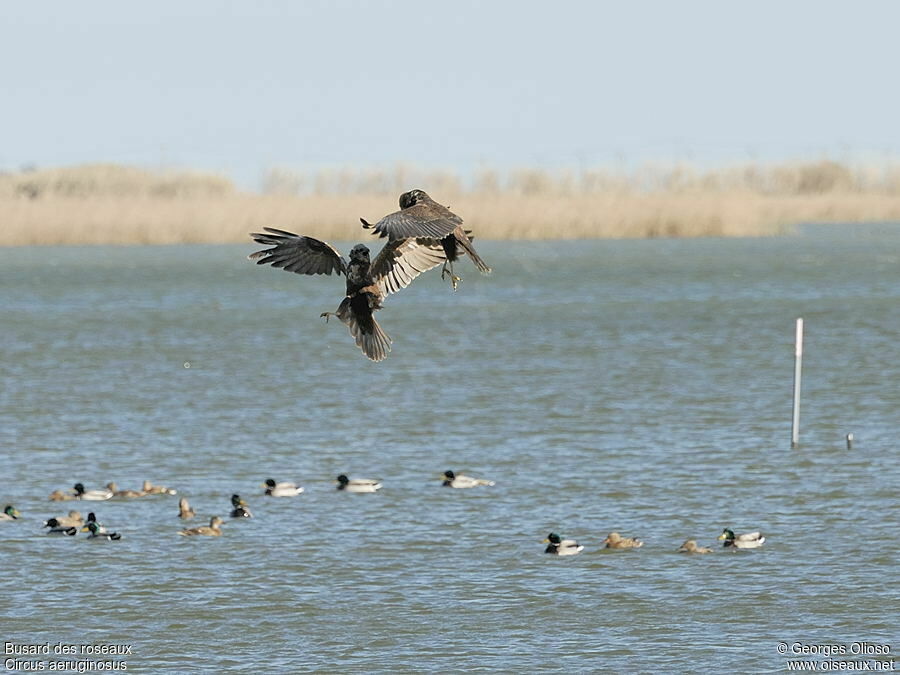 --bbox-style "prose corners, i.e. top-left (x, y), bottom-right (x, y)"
top-left (718, 528), bottom-right (765, 549)
top-left (142, 480), bottom-right (177, 495)
top-left (544, 532), bottom-right (584, 556)
top-left (229, 494), bottom-right (253, 518)
top-left (49, 490), bottom-right (76, 501)
top-left (72, 483), bottom-right (113, 501)
top-left (0, 505), bottom-right (20, 520)
top-left (45, 510), bottom-right (83, 528)
top-left (442, 470), bottom-right (495, 488)
top-left (336, 475), bottom-right (382, 493)
top-left (44, 518), bottom-right (77, 536)
top-left (263, 479), bottom-right (304, 497)
top-left (105, 482), bottom-right (146, 498)
top-left (179, 516), bottom-right (224, 537)
top-left (83, 520), bottom-right (121, 540)
top-left (81, 512), bottom-right (109, 534)
top-left (678, 539), bottom-right (713, 554)
top-left (178, 497), bottom-right (195, 520)
top-left (603, 532), bottom-right (644, 549)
